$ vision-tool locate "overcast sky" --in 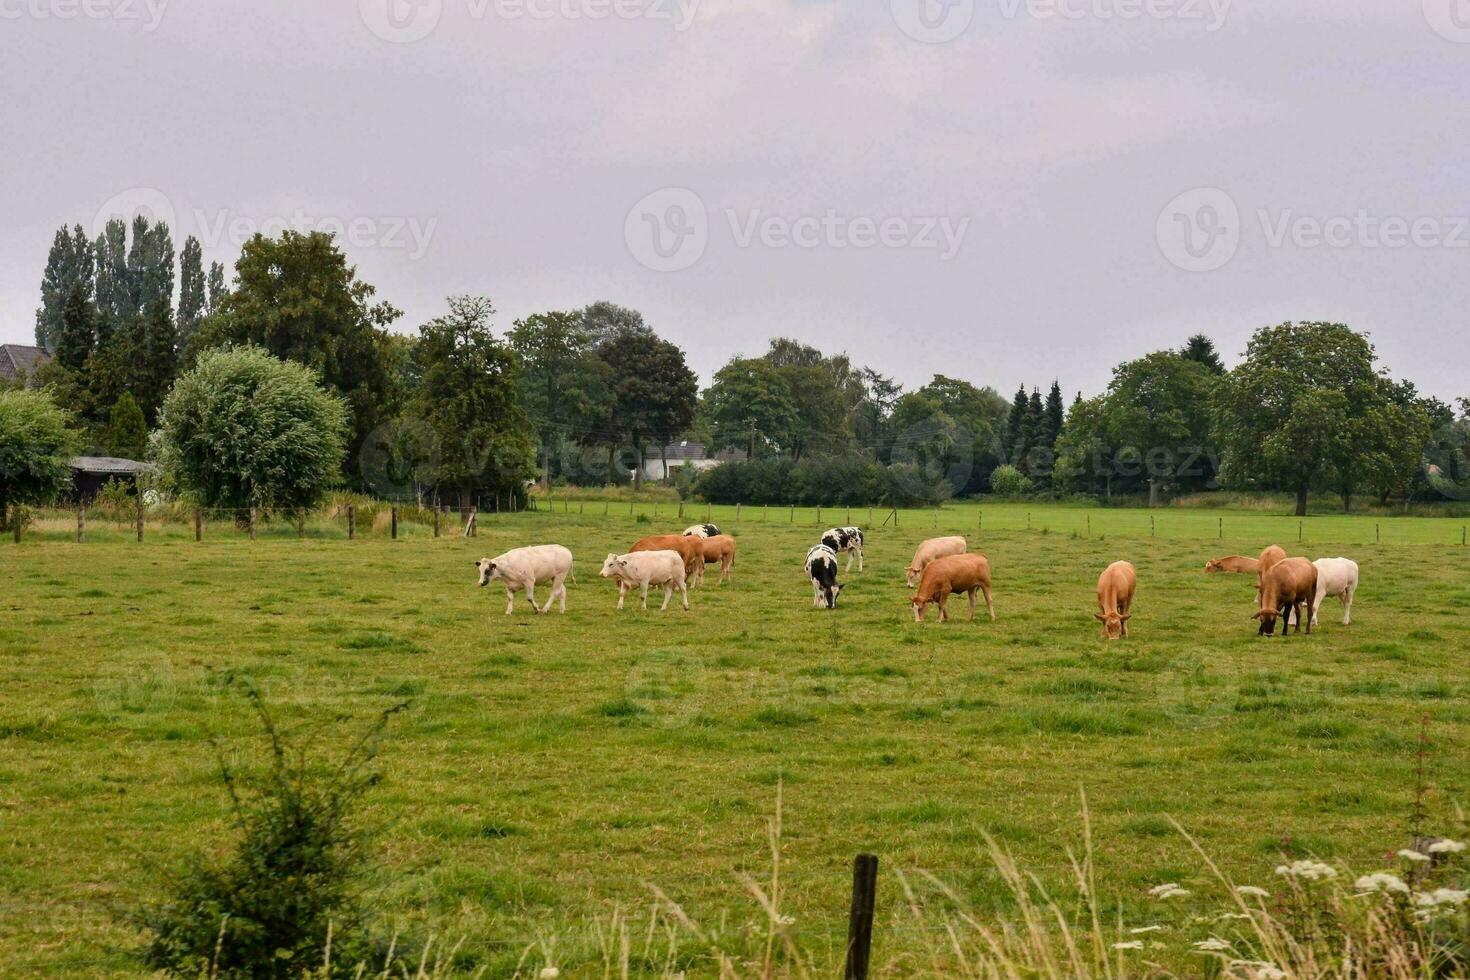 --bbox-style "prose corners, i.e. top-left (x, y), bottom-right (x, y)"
top-left (4, 0), bottom-right (1469, 402)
